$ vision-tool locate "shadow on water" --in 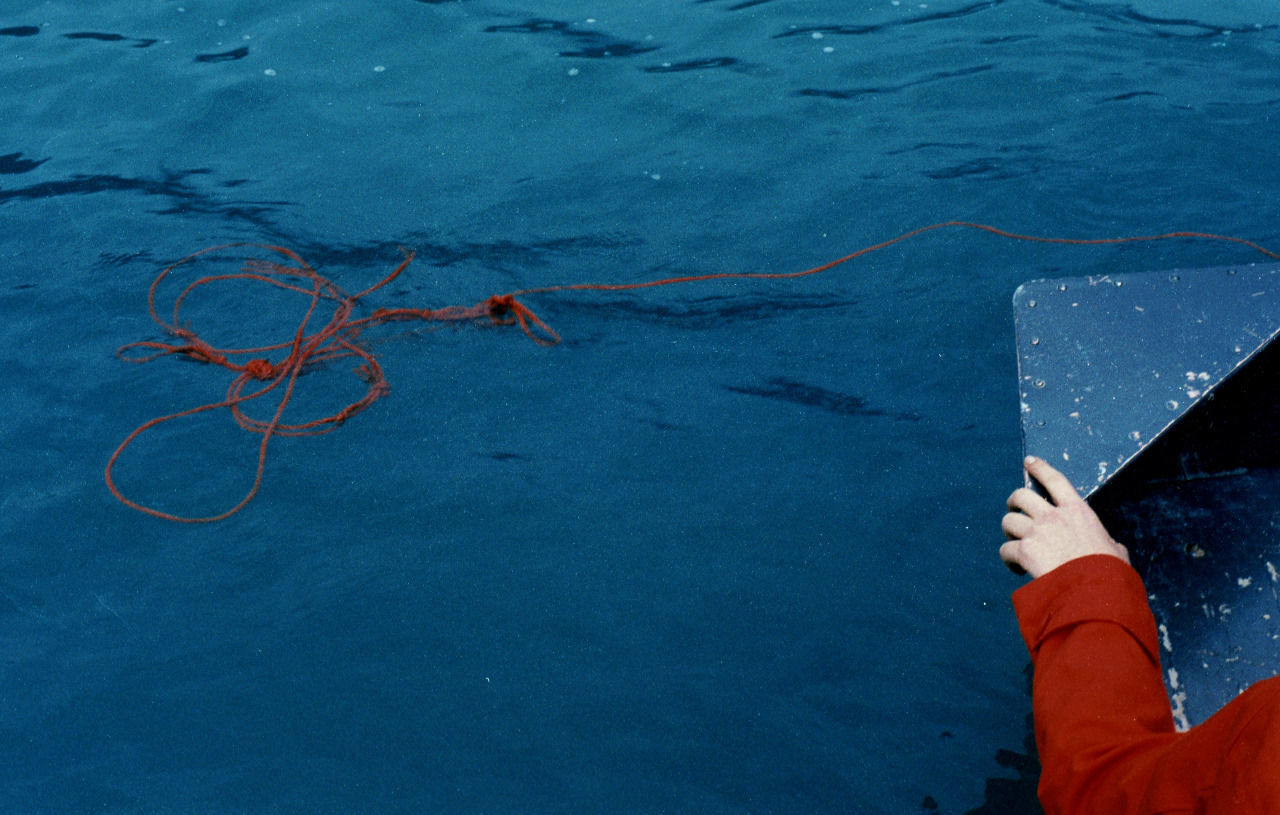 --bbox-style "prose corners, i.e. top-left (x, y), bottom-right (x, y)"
top-left (961, 691), bottom-right (1043, 815)
top-left (726, 376), bottom-right (922, 422)
top-left (919, 664), bottom-right (1043, 815)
